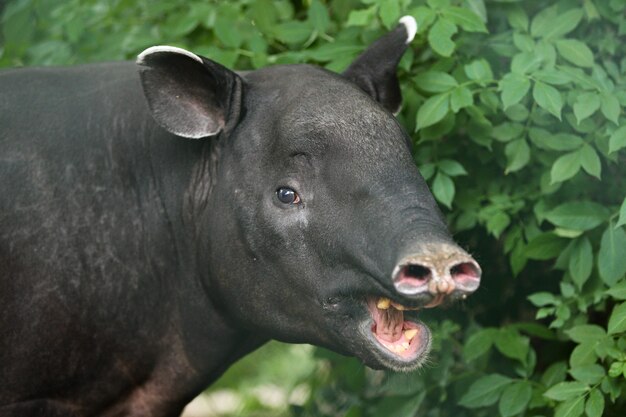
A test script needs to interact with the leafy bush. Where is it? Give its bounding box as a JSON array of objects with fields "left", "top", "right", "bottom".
[{"left": 2, "top": 0, "right": 626, "bottom": 416}]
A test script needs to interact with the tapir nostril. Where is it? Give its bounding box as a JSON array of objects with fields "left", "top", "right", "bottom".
[
  {"left": 393, "top": 263, "right": 432, "bottom": 295},
  {"left": 450, "top": 261, "right": 481, "bottom": 292}
]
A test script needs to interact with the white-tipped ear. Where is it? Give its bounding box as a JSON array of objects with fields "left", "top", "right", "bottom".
[
  {"left": 137, "top": 45, "right": 203, "bottom": 65},
  {"left": 399, "top": 16, "right": 417, "bottom": 44}
]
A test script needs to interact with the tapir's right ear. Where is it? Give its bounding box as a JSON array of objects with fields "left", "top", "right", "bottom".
[{"left": 137, "top": 46, "right": 243, "bottom": 139}]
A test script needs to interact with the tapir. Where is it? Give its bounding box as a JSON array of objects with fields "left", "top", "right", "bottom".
[{"left": 0, "top": 16, "right": 481, "bottom": 416}]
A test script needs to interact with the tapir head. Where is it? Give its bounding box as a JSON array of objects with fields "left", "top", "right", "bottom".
[{"left": 137, "top": 16, "right": 481, "bottom": 372}]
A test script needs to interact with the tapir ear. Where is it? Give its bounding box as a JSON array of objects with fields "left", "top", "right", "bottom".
[
  {"left": 342, "top": 16, "right": 417, "bottom": 114},
  {"left": 137, "top": 46, "right": 243, "bottom": 139}
]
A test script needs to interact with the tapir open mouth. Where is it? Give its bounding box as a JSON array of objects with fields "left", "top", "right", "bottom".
[{"left": 360, "top": 296, "right": 431, "bottom": 370}]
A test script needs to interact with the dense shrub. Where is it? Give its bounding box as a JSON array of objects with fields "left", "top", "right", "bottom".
[{"left": 2, "top": 0, "right": 625, "bottom": 416}]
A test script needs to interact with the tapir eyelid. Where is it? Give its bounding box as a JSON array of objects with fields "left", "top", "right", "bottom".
[{"left": 276, "top": 187, "right": 301, "bottom": 205}]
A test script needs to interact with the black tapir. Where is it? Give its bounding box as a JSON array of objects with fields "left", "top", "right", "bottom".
[{"left": 0, "top": 16, "right": 481, "bottom": 417}]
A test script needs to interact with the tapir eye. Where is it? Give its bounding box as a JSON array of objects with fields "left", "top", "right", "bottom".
[{"left": 276, "top": 187, "right": 301, "bottom": 205}]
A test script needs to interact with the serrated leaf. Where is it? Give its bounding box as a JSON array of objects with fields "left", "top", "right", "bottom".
[
  {"left": 464, "top": 328, "right": 496, "bottom": 361},
  {"left": 544, "top": 381, "right": 589, "bottom": 401},
  {"left": 308, "top": 0, "right": 330, "bottom": 32},
  {"left": 551, "top": 151, "right": 581, "bottom": 184},
  {"left": 498, "top": 381, "right": 532, "bottom": 417},
  {"left": 500, "top": 73, "right": 531, "bottom": 109},
  {"left": 432, "top": 172, "right": 454, "bottom": 209},
  {"left": 531, "top": 8, "right": 583, "bottom": 39},
  {"left": 459, "top": 374, "right": 513, "bottom": 408},
  {"left": 450, "top": 86, "right": 474, "bottom": 112},
  {"left": 525, "top": 233, "right": 568, "bottom": 260},
  {"left": 568, "top": 237, "right": 593, "bottom": 288},
  {"left": 579, "top": 144, "right": 601, "bottom": 179},
  {"left": 441, "top": 6, "right": 487, "bottom": 33},
  {"left": 533, "top": 81, "right": 563, "bottom": 120},
  {"left": 555, "top": 396, "right": 585, "bottom": 417},
  {"left": 505, "top": 138, "right": 530, "bottom": 173},
  {"left": 528, "top": 292, "right": 556, "bottom": 307},
  {"left": 609, "top": 126, "right": 626, "bottom": 154},
  {"left": 585, "top": 389, "right": 605, "bottom": 417},
  {"left": 414, "top": 71, "right": 459, "bottom": 93},
  {"left": 607, "top": 302, "right": 626, "bottom": 335},
  {"left": 378, "top": 0, "right": 400, "bottom": 29},
  {"left": 545, "top": 201, "right": 608, "bottom": 231},
  {"left": 616, "top": 197, "right": 626, "bottom": 228},
  {"left": 346, "top": 6, "right": 377, "bottom": 26},
  {"left": 565, "top": 324, "right": 606, "bottom": 344},
  {"left": 598, "top": 225, "right": 626, "bottom": 286},
  {"left": 606, "top": 281, "right": 626, "bottom": 300},
  {"left": 464, "top": 59, "right": 493, "bottom": 82},
  {"left": 495, "top": 328, "right": 529, "bottom": 363},
  {"left": 555, "top": 39, "right": 594, "bottom": 68},
  {"left": 437, "top": 159, "right": 467, "bottom": 176},
  {"left": 601, "top": 93, "right": 620, "bottom": 125},
  {"left": 573, "top": 92, "right": 600, "bottom": 124},
  {"left": 428, "top": 18, "right": 457, "bottom": 57},
  {"left": 569, "top": 364, "right": 605, "bottom": 384},
  {"left": 417, "top": 93, "right": 450, "bottom": 130}
]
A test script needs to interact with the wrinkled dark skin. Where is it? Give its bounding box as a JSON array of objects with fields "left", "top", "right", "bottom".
[{"left": 0, "top": 20, "right": 477, "bottom": 417}]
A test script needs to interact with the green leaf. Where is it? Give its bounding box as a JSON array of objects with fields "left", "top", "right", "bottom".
[
  {"left": 531, "top": 7, "right": 583, "bottom": 39},
  {"left": 542, "top": 362, "right": 568, "bottom": 386},
  {"left": 437, "top": 159, "right": 467, "bottom": 176},
  {"left": 432, "top": 172, "right": 454, "bottom": 209},
  {"left": 573, "top": 92, "right": 600, "bottom": 124},
  {"left": 346, "top": 6, "right": 377, "bottom": 26},
  {"left": 616, "top": 197, "right": 626, "bottom": 228},
  {"left": 487, "top": 211, "right": 511, "bottom": 238},
  {"left": 568, "top": 237, "right": 593, "bottom": 288},
  {"left": 555, "top": 396, "right": 585, "bottom": 417},
  {"left": 585, "top": 389, "right": 605, "bottom": 417},
  {"left": 555, "top": 39, "right": 594, "bottom": 68},
  {"left": 598, "top": 225, "right": 626, "bottom": 286},
  {"left": 414, "top": 71, "right": 458, "bottom": 93},
  {"left": 525, "top": 233, "right": 568, "bottom": 260},
  {"left": 272, "top": 21, "right": 313, "bottom": 44},
  {"left": 607, "top": 302, "right": 626, "bottom": 335},
  {"left": 550, "top": 151, "right": 581, "bottom": 184},
  {"left": 498, "top": 381, "right": 532, "bottom": 417},
  {"left": 579, "top": 144, "right": 601, "bottom": 179},
  {"left": 378, "top": 0, "right": 400, "bottom": 29},
  {"left": 464, "top": 59, "right": 493, "bottom": 83},
  {"left": 569, "top": 364, "right": 605, "bottom": 384},
  {"left": 459, "top": 374, "right": 513, "bottom": 408},
  {"left": 601, "top": 93, "right": 620, "bottom": 125},
  {"left": 450, "top": 86, "right": 473, "bottom": 112},
  {"left": 533, "top": 68, "right": 572, "bottom": 85},
  {"left": 544, "top": 381, "right": 589, "bottom": 401},
  {"left": 606, "top": 281, "right": 626, "bottom": 300},
  {"left": 441, "top": 6, "right": 487, "bottom": 33},
  {"left": 533, "top": 81, "right": 563, "bottom": 120},
  {"left": 608, "top": 126, "right": 626, "bottom": 154},
  {"left": 308, "top": 0, "right": 330, "bottom": 32},
  {"left": 565, "top": 325, "right": 606, "bottom": 344},
  {"left": 504, "top": 138, "right": 530, "bottom": 173},
  {"left": 528, "top": 292, "right": 556, "bottom": 307},
  {"left": 428, "top": 18, "right": 457, "bottom": 57},
  {"left": 570, "top": 342, "right": 598, "bottom": 367},
  {"left": 495, "top": 328, "right": 529, "bottom": 363},
  {"left": 500, "top": 73, "right": 531, "bottom": 109},
  {"left": 545, "top": 201, "right": 608, "bottom": 231},
  {"left": 511, "top": 52, "right": 542, "bottom": 75},
  {"left": 417, "top": 93, "right": 450, "bottom": 130},
  {"left": 464, "top": 328, "right": 496, "bottom": 361}
]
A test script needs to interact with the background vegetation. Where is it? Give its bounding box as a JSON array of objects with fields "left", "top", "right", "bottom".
[{"left": 2, "top": 0, "right": 626, "bottom": 416}]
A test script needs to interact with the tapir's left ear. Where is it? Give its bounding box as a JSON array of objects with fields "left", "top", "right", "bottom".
[
  {"left": 137, "top": 46, "right": 243, "bottom": 139},
  {"left": 342, "top": 16, "right": 417, "bottom": 114}
]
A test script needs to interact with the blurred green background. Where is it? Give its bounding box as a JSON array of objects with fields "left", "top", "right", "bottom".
[{"left": 2, "top": 0, "right": 626, "bottom": 416}]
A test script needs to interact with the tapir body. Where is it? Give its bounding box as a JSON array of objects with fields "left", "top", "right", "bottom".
[{"left": 0, "top": 18, "right": 481, "bottom": 416}]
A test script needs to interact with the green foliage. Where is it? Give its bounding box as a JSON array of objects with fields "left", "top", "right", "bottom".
[{"left": 3, "top": 0, "right": 626, "bottom": 416}]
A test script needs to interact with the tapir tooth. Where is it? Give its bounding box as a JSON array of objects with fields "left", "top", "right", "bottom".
[
  {"left": 404, "top": 329, "right": 418, "bottom": 340},
  {"left": 377, "top": 297, "right": 391, "bottom": 309},
  {"left": 390, "top": 301, "right": 406, "bottom": 310}
]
